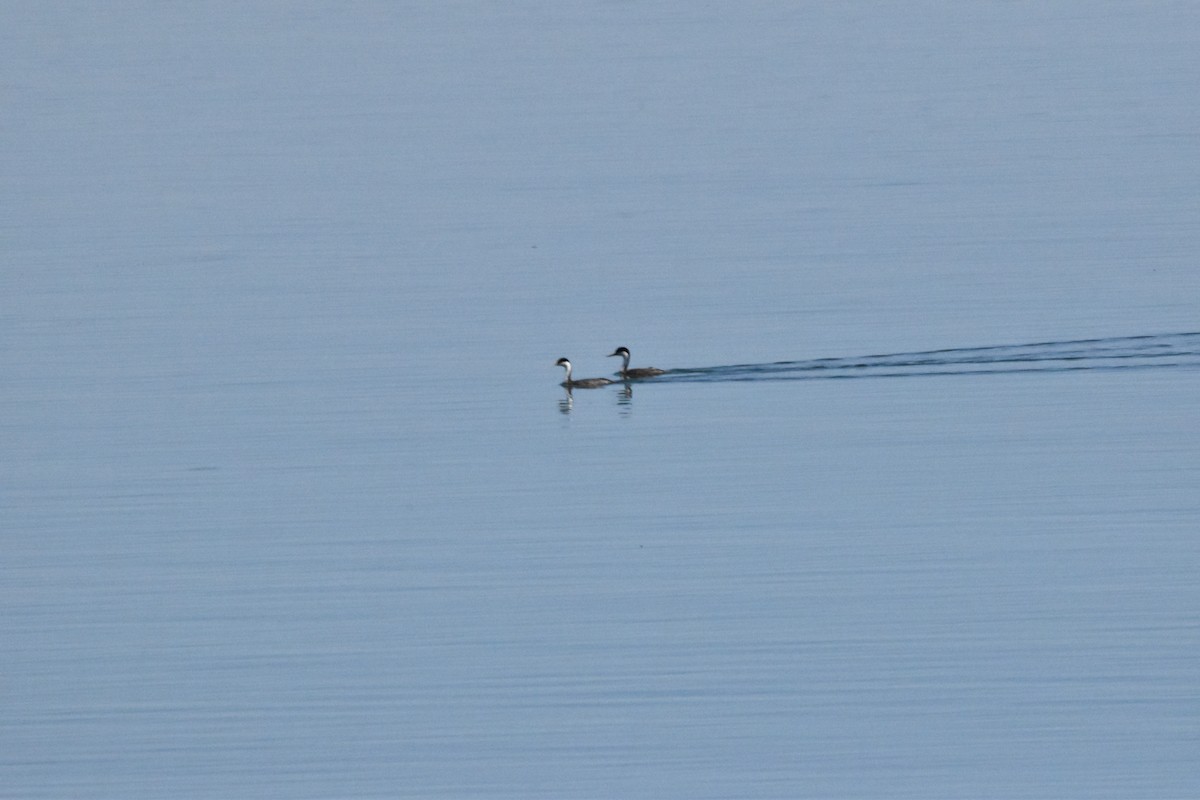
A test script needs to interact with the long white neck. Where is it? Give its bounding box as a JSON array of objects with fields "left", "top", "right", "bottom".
[
  {"left": 620, "top": 351, "right": 631, "bottom": 373},
  {"left": 560, "top": 361, "right": 573, "bottom": 382}
]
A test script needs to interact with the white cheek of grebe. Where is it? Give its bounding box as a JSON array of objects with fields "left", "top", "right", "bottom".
[
  {"left": 556, "top": 357, "right": 614, "bottom": 389},
  {"left": 607, "top": 346, "right": 667, "bottom": 379}
]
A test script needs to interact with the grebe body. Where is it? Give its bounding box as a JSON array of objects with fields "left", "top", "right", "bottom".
[
  {"left": 556, "top": 358, "right": 614, "bottom": 389},
  {"left": 607, "top": 346, "right": 666, "bottom": 379}
]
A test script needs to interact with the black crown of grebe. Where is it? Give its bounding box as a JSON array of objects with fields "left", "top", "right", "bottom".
[
  {"left": 607, "top": 346, "right": 667, "bottom": 379},
  {"left": 555, "top": 357, "right": 613, "bottom": 389}
]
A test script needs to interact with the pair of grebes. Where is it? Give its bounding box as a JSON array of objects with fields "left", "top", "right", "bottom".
[{"left": 556, "top": 347, "right": 666, "bottom": 388}]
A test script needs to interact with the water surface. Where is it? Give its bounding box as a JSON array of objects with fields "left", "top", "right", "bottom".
[{"left": 3, "top": 3, "right": 1199, "bottom": 798}]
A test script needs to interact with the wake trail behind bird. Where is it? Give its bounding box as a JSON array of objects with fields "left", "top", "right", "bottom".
[{"left": 653, "top": 332, "right": 1200, "bottom": 383}]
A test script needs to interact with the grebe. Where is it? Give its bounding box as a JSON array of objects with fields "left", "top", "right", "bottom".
[
  {"left": 607, "top": 346, "right": 666, "bottom": 379},
  {"left": 556, "top": 358, "right": 613, "bottom": 389}
]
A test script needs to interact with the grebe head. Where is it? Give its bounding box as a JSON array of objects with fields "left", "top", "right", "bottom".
[
  {"left": 607, "top": 347, "right": 630, "bottom": 359},
  {"left": 555, "top": 357, "right": 572, "bottom": 377}
]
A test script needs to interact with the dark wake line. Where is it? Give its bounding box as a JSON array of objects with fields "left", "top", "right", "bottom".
[{"left": 651, "top": 332, "right": 1200, "bottom": 384}]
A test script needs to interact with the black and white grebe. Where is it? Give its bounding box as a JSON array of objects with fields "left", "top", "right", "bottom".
[
  {"left": 556, "top": 358, "right": 614, "bottom": 389},
  {"left": 607, "top": 346, "right": 666, "bottom": 379}
]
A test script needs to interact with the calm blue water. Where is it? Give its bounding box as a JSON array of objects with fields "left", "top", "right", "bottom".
[{"left": 3, "top": 3, "right": 1199, "bottom": 798}]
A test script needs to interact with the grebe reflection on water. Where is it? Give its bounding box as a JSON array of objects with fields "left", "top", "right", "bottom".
[
  {"left": 607, "top": 346, "right": 666, "bottom": 379},
  {"left": 556, "top": 358, "right": 614, "bottom": 389}
]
